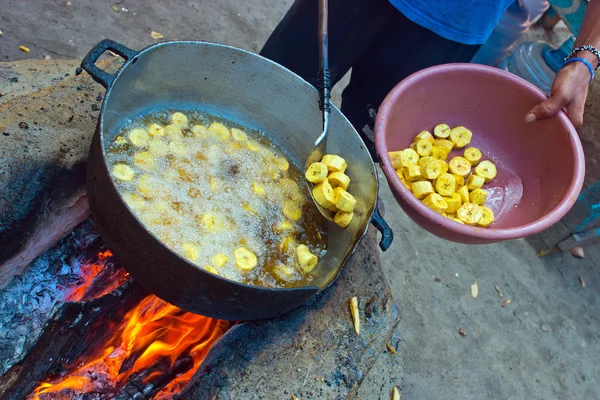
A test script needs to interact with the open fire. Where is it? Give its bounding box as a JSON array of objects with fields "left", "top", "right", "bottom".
[{"left": 3, "top": 230, "right": 233, "bottom": 400}]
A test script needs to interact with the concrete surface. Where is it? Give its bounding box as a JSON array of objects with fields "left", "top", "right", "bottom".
[{"left": 2, "top": 1, "right": 600, "bottom": 399}]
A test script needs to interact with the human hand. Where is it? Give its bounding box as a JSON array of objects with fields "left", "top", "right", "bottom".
[{"left": 525, "top": 59, "right": 592, "bottom": 128}]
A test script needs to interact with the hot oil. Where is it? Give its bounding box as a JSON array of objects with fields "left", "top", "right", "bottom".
[{"left": 105, "top": 109, "right": 328, "bottom": 289}]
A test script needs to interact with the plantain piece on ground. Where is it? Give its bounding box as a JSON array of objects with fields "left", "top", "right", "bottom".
[
  {"left": 321, "top": 154, "right": 347, "bottom": 173},
  {"left": 296, "top": 244, "right": 318, "bottom": 273},
  {"left": 403, "top": 164, "right": 422, "bottom": 182},
  {"left": 334, "top": 210, "right": 354, "bottom": 228},
  {"left": 469, "top": 188, "right": 488, "bottom": 205},
  {"left": 423, "top": 193, "right": 448, "bottom": 214},
  {"left": 235, "top": 247, "right": 258, "bottom": 271},
  {"left": 112, "top": 164, "right": 135, "bottom": 181},
  {"left": 434, "top": 123, "right": 451, "bottom": 138},
  {"left": 464, "top": 147, "right": 482, "bottom": 165},
  {"left": 328, "top": 171, "right": 351, "bottom": 189},
  {"left": 448, "top": 156, "right": 472, "bottom": 177},
  {"left": 411, "top": 181, "right": 434, "bottom": 199},
  {"left": 305, "top": 162, "right": 329, "bottom": 183},
  {"left": 457, "top": 202, "right": 483, "bottom": 225},
  {"left": 415, "top": 139, "right": 433, "bottom": 157},
  {"left": 435, "top": 173, "right": 456, "bottom": 196},
  {"left": 466, "top": 174, "right": 485, "bottom": 190},
  {"left": 474, "top": 160, "right": 497, "bottom": 182},
  {"left": 478, "top": 206, "right": 495, "bottom": 227},
  {"left": 349, "top": 296, "right": 360, "bottom": 335},
  {"left": 312, "top": 178, "right": 336, "bottom": 208},
  {"left": 449, "top": 126, "right": 472, "bottom": 148},
  {"left": 415, "top": 130, "right": 435, "bottom": 143}
]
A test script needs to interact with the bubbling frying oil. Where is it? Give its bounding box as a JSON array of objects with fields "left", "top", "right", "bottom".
[{"left": 105, "top": 110, "right": 327, "bottom": 288}]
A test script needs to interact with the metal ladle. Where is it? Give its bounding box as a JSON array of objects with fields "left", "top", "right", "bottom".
[{"left": 305, "top": 0, "right": 334, "bottom": 221}]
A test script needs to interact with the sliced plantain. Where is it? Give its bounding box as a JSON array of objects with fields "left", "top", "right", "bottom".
[
  {"left": 421, "top": 158, "right": 443, "bottom": 180},
  {"left": 305, "top": 162, "right": 329, "bottom": 183},
  {"left": 449, "top": 126, "right": 472, "bottom": 148},
  {"left": 334, "top": 187, "right": 357, "bottom": 212},
  {"left": 448, "top": 156, "right": 472, "bottom": 177},
  {"left": 411, "top": 181, "right": 434, "bottom": 199},
  {"left": 464, "top": 147, "right": 482, "bottom": 166},
  {"left": 328, "top": 171, "right": 351, "bottom": 190},
  {"left": 171, "top": 112, "right": 189, "bottom": 128},
  {"left": 474, "top": 160, "right": 497, "bottom": 182},
  {"left": 209, "top": 122, "right": 231, "bottom": 140},
  {"left": 231, "top": 127, "right": 248, "bottom": 141},
  {"left": 423, "top": 193, "right": 448, "bottom": 214},
  {"left": 133, "top": 151, "right": 155, "bottom": 171},
  {"left": 478, "top": 206, "right": 495, "bottom": 227},
  {"left": 466, "top": 174, "right": 485, "bottom": 190},
  {"left": 433, "top": 138, "right": 454, "bottom": 153},
  {"left": 430, "top": 146, "right": 450, "bottom": 161},
  {"left": 165, "top": 124, "right": 184, "bottom": 139},
  {"left": 192, "top": 124, "right": 210, "bottom": 136},
  {"left": 397, "top": 170, "right": 412, "bottom": 189},
  {"left": 469, "top": 188, "right": 488, "bottom": 205},
  {"left": 452, "top": 174, "right": 465, "bottom": 190},
  {"left": 434, "top": 123, "right": 451, "bottom": 138},
  {"left": 182, "top": 242, "right": 200, "bottom": 262},
  {"left": 415, "top": 140, "right": 433, "bottom": 157},
  {"left": 435, "top": 173, "right": 456, "bottom": 196},
  {"left": 321, "top": 154, "right": 347, "bottom": 173},
  {"left": 235, "top": 247, "right": 258, "bottom": 271},
  {"left": 283, "top": 199, "right": 302, "bottom": 221},
  {"left": 457, "top": 185, "right": 470, "bottom": 203},
  {"left": 112, "top": 164, "right": 135, "bottom": 181},
  {"left": 457, "top": 202, "right": 483, "bottom": 225},
  {"left": 213, "top": 253, "right": 229, "bottom": 268},
  {"left": 296, "top": 244, "right": 318, "bottom": 273},
  {"left": 403, "top": 164, "right": 423, "bottom": 182},
  {"left": 148, "top": 123, "right": 165, "bottom": 137},
  {"left": 334, "top": 210, "right": 354, "bottom": 228},
  {"left": 129, "top": 128, "right": 149, "bottom": 147},
  {"left": 414, "top": 130, "right": 435, "bottom": 143},
  {"left": 312, "top": 178, "right": 336, "bottom": 208},
  {"left": 148, "top": 138, "right": 169, "bottom": 156},
  {"left": 444, "top": 193, "right": 462, "bottom": 214}
]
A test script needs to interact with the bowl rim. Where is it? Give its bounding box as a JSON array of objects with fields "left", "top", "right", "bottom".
[{"left": 375, "top": 63, "right": 585, "bottom": 242}]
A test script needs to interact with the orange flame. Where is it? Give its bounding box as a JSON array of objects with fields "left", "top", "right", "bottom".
[
  {"left": 32, "top": 286, "right": 232, "bottom": 399},
  {"left": 65, "top": 250, "right": 126, "bottom": 302}
]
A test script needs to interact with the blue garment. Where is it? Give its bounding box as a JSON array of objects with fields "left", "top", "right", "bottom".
[{"left": 388, "top": 0, "right": 515, "bottom": 45}]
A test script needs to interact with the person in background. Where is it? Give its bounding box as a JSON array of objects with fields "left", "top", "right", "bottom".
[{"left": 260, "top": 0, "right": 600, "bottom": 132}]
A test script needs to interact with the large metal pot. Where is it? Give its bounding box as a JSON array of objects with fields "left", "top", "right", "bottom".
[{"left": 82, "top": 39, "right": 392, "bottom": 320}]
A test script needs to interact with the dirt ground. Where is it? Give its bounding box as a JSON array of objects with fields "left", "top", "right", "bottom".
[{"left": 2, "top": 1, "right": 600, "bottom": 399}]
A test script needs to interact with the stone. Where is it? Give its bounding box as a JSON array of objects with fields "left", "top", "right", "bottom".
[
  {"left": 0, "top": 58, "right": 119, "bottom": 288},
  {"left": 180, "top": 228, "right": 400, "bottom": 399}
]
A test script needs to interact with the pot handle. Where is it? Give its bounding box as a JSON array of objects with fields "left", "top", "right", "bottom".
[
  {"left": 81, "top": 39, "right": 138, "bottom": 88},
  {"left": 371, "top": 204, "right": 393, "bottom": 251}
]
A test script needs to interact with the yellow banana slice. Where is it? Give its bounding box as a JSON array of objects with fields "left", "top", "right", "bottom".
[
  {"left": 334, "top": 187, "right": 357, "bottom": 212},
  {"left": 209, "top": 122, "right": 230, "bottom": 140},
  {"left": 466, "top": 174, "right": 485, "bottom": 190},
  {"left": 171, "top": 112, "right": 189, "bottom": 128},
  {"left": 115, "top": 136, "right": 127, "bottom": 145},
  {"left": 403, "top": 165, "right": 423, "bottom": 182},
  {"left": 328, "top": 171, "right": 351, "bottom": 190},
  {"left": 334, "top": 210, "right": 354, "bottom": 228},
  {"left": 478, "top": 206, "right": 495, "bottom": 227},
  {"left": 312, "top": 178, "right": 336, "bottom": 208},
  {"left": 411, "top": 181, "right": 434, "bottom": 199},
  {"left": 433, "top": 138, "right": 454, "bottom": 153},
  {"left": 203, "top": 265, "right": 219, "bottom": 275},
  {"left": 129, "top": 128, "right": 149, "bottom": 147},
  {"left": 148, "top": 138, "right": 169, "bottom": 156},
  {"left": 274, "top": 220, "right": 293, "bottom": 232},
  {"left": 389, "top": 151, "right": 404, "bottom": 169},
  {"left": 133, "top": 151, "right": 155, "bottom": 171},
  {"left": 122, "top": 192, "right": 146, "bottom": 210},
  {"left": 397, "top": 170, "right": 412, "bottom": 189},
  {"left": 423, "top": 193, "right": 448, "bottom": 214},
  {"left": 182, "top": 242, "right": 200, "bottom": 262},
  {"left": 469, "top": 188, "right": 488, "bottom": 205},
  {"left": 421, "top": 158, "right": 442, "bottom": 180},
  {"left": 296, "top": 244, "right": 318, "bottom": 273},
  {"left": 201, "top": 213, "right": 216, "bottom": 229},
  {"left": 112, "top": 164, "right": 134, "bottom": 181},
  {"left": 137, "top": 174, "right": 157, "bottom": 198},
  {"left": 165, "top": 124, "right": 183, "bottom": 139},
  {"left": 321, "top": 154, "right": 347, "bottom": 173},
  {"left": 419, "top": 156, "right": 433, "bottom": 169},
  {"left": 192, "top": 124, "right": 210, "bottom": 136},
  {"left": 283, "top": 199, "right": 302, "bottom": 221},
  {"left": 448, "top": 156, "right": 472, "bottom": 177},
  {"left": 444, "top": 193, "right": 462, "bottom": 214},
  {"left": 414, "top": 130, "right": 435, "bottom": 143},
  {"left": 415, "top": 140, "right": 433, "bottom": 157},
  {"left": 274, "top": 156, "right": 289, "bottom": 171},
  {"left": 328, "top": 204, "right": 339, "bottom": 213},
  {"left": 435, "top": 173, "right": 456, "bottom": 196},
  {"left": 168, "top": 141, "right": 186, "bottom": 156},
  {"left": 397, "top": 149, "right": 420, "bottom": 168},
  {"left": 457, "top": 203, "right": 483, "bottom": 225},
  {"left": 273, "top": 263, "right": 296, "bottom": 280},
  {"left": 457, "top": 185, "right": 470, "bottom": 203},
  {"left": 474, "top": 160, "right": 497, "bottom": 182},
  {"left": 430, "top": 146, "right": 449, "bottom": 161},
  {"left": 464, "top": 147, "right": 482, "bottom": 166},
  {"left": 434, "top": 123, "right": 451, "bottom": 138},
  {"left": 452, "top": 218, "right": 465, "bottom": 224},
  {"left": 148, "top": 123, "right": 165, "bottom": 137},
  {"left": 251, "top": 182, "right": 265, "bottom": 195},
  {"left": 213, "top": 253, "right": 228, "bottom": 268},
  {"left": 305, "top": 162, "right": 329, "bottom": 183},
  {"left": 231, "top": 128, "right": 248, "bottom": 141},
  {"left": 452, "top": 174, "right": 465, "bottom": 190},
  {"left": 449, "top": 126, "right": 472, "bottom": 148},
  {"left": 235, "top": 247, "right": 258, "bottom": 271}
]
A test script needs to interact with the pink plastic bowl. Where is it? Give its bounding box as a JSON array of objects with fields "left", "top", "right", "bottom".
[{"left": 375, "top": 64, "right": 585, "bottom": 244}]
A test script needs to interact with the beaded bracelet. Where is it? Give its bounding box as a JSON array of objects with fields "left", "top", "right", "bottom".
[
  {"left": 562, "top": 57, "right": 594, "bottom": 83},
  {"left": 565, "top": 45, "right": 600, "bottom": 70}
]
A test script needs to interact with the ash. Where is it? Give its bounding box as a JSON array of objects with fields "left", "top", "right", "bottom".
[{"left": 0, "top": 219, "right": 103, "bottom": 375}]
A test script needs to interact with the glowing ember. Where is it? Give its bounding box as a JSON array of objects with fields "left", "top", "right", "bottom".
[
  {"left": 30, "top": 295, "right": 233, "bottom": 399},
  {"left": 65, "top": 250, "right": 128, "bottom": 302}
]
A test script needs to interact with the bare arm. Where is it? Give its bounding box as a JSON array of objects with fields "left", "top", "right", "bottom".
[{"left": 526, "top": 0, "right": 600, "bottom": 128}]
